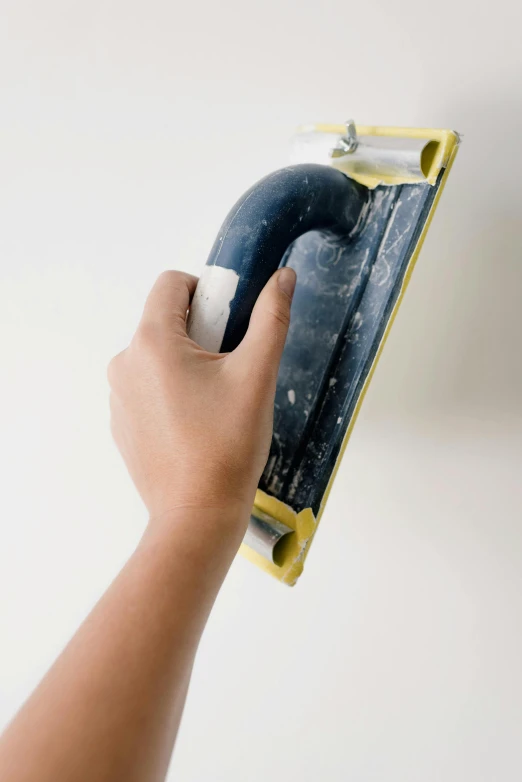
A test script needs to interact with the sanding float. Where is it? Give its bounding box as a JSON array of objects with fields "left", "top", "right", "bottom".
[{"left": 188, "top": 122, "right": 460, "bottom": 585}]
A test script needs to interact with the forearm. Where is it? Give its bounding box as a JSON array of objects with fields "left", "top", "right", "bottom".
[
  {"left": 0, "top": 267, "right": 295, "bottom": 780},
  {"left": 0, "top": 505, "right": 248, "bottom": 782}
]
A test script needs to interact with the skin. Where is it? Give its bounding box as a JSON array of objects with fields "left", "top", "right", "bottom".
[{"left": 0, "top": 266, "right": 297, "bottom": 782}]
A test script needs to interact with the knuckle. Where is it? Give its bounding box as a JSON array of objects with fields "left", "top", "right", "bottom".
[
  {"left": 133, "top": 321, "right": 161, "bottom": 351},
  {"left": 131, "top": 322, "right": 175, "bottom": 372},
  {"left": 157, "top": 269, "right": 176, "bottom": 284},
  {"left": 156, "top": 269, "right": 184, "bottom": 289},
  {"left": 268, "top": 304, "right": 291, "bottom": 329},
  {"left": 107, "top": 352, "right": 123, "bottom": 386}
]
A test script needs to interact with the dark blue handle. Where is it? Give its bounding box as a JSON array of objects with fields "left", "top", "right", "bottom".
[{"left": 188, "top": 164, "right": 367, "bottom": 353}]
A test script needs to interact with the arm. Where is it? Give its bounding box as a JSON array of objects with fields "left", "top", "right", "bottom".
[{"left": 0, "top": 266, "right": 296, "bottom": 782}]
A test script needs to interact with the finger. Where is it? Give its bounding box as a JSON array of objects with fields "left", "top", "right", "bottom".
[
  {"left": 232, "top": 267, "right": 296, "bottom": 381},
  {"left": 140, "top": 271, "right": 199, "bottom": 333}
]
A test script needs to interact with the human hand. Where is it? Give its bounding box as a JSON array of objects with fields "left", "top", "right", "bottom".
[{"left": 108, "top": 267, "right": 296, "bottom": 531}]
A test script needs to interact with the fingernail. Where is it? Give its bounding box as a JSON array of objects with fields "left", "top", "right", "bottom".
[{"left": 278, "top": 267, "right": 296, "bottom": 298}]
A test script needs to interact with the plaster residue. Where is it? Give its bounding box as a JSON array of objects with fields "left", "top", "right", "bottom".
[{"left": 187, "top": 264, "right": 239, "bottom": 352}]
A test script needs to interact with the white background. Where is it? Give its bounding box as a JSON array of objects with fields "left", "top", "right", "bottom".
[{"left": 1, "top": 1, "right": 522, "bottom": 780}]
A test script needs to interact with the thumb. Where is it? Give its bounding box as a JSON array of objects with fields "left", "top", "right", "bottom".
[{"left": 234, "top": 266, "right": 296, "bottom": 377}]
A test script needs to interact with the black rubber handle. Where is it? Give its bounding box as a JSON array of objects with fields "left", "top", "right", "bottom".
[{"left": 188, "top": 163, "right": 367, "bottom": 353}]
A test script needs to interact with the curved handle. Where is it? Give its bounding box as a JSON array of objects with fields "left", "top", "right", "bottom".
[{"left": 187, "top": 163, "right": 367, "bottom": 353}]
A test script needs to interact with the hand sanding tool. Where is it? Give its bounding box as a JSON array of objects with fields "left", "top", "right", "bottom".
[{"left": 187, "top": 121, "right": 460, "bottom": 585}]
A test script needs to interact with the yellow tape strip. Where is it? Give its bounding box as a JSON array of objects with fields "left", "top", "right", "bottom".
[{"left": 299, "top": 123, "right": 459, "bottom": 188}]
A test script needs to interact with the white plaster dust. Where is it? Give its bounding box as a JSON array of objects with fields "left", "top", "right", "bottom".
[{"left": 187, "top": 265, "right": 239, "bottom": 352}]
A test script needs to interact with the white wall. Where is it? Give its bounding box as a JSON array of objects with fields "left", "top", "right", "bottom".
[{"left": 1, "top": 1, "right": 521, "bottom": 779}]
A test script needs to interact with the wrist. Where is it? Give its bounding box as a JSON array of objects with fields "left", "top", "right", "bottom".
[
  {"left": 142, "top": 499, "right": 251, "bottom": 548},
  {"left": 136, "top": 502, "right": 250, "bottom": 597}
]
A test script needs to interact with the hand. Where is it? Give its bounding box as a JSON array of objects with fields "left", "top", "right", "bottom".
[{"left": 108, "top": 267, "right": 296, "bottom": 530}]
